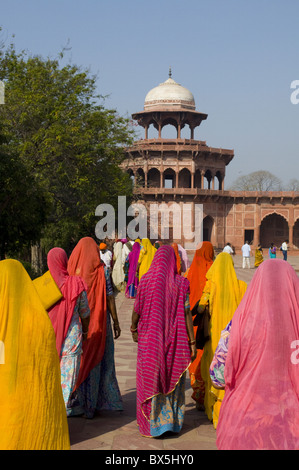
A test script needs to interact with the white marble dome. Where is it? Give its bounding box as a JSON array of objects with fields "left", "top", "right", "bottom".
[{"left": 144, "top": 75, "right": 196, "bottom": 111}]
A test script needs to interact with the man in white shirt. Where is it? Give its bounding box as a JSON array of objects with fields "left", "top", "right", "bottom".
[
  {"left": 241, "top": 241, "right": 251, "bottom": 269},
  {"left": 223, "top": 243, "right": 234, "bottom": 255},
  {"left": 99, "top": 242, "right": 113, "bottom": 272},
  {"left": 281, "top": 239, "right": 288, "bottom": 261}
]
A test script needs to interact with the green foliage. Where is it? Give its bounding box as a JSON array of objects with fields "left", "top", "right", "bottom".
[{"left": 0, "top": 36, "right": 134, "bottom": 258}]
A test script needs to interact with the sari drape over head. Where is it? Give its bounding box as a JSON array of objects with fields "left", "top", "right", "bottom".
[
  {"left": 138, "top": 238, "right": 157, "bottom": 280},
  {"left": 0, "top": 259, "right": 70, "bottom": 450},
  {"left": 67, "top": 237, "right": 107, "bottom": 389},
  {"left": 171, "top": 243, "right": 182, "bottom": 275},
  {"left": 217, "top": 259, "right": 299, "bottom": 450},
  {"left": 134, "top": 245, "right": 191, "bottom": 430},
  {"left": 187, "top": 242, "right": 214, "bottom": 403},
  {"left": 125, "top": 241, "right": 140, "bottom": 298},
  {"left": 47, "top": 247, "right": 88, "bottom": 357},
  {"left": 200, "top": 252, "right": 247, "bottom": 428},
  {"left": 187, "top": 241, "right": 214, "bottom": 310}
]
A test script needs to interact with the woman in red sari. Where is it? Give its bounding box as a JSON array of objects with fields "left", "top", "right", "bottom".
[
  {"left": 67, "top": 237, "right": 122, "bottom": 418},
  {"left": 187, "top": 242, "right": 214, "bottom": 409}
]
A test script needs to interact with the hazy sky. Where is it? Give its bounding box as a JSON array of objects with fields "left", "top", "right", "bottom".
[{"left": 1, "top": 0, "right": 298, "bottom": 187}]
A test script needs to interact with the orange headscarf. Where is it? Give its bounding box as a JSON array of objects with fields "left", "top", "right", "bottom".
[
  {"left": 171, "top": 243, "right": 181, "bottom": 275},
  {"left": 68, "top": 237, "right": 107, "bottom": 388},
  {"left": 187, "top": 242, "right": 214, "bottom": 403},
  {"left": 187, "top": 241, "right": 214, "bottom": 310}
]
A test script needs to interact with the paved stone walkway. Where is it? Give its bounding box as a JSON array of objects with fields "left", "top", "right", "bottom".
[{"left": 68, "top": 254, "right": 299, "bottom": 451}]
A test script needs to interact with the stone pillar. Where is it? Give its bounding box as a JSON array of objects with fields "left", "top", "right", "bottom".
[
  {"left": 201, "top": 170, "right": 205, "bottom": 189},
  {"left": 289, "top": 224, "right": 294, "bottom": 248}
]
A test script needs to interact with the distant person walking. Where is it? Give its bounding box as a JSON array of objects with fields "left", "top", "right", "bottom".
[
  {"left": 241, "top": 241, "right": 251, "bottom": 269},
  {"left": 254, "top": 244, "right": 264, "bottom": 267},
  {"left": 280, "top": 239, "right": 289, "bottom": 261},
  {"left": 269, "top": 243, "right": 277, "bottom": 259}
]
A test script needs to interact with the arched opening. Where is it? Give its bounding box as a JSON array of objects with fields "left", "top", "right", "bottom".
[
  {"left": 203, "top": 215, "right": 214, "bottom": 242},
  {"left": 178, "top": 168, "right": 191, "bottom": 188},
  {"left": 136, "top": 168, "right": 145, "bottom": 187},
  {"left": 204, "top": 169, "right": 212, "bottom": 189},
  {"left": 126, "top": 168, "right": 135, "bottom": 186},
  {"left": 260, "top": 213, "right": 289, "bottom": 248},
  {"left": 161, "top": 120, "right": 178, "bottom": 139},
  {"left": 293, "top": 219, "right": 299, "bottom": 249},
  {"left": 163, "top": 168, "right": 176, "bottom": 189},
  {"left": 147, "top": 168, "right": 160, "bottom": 188}
]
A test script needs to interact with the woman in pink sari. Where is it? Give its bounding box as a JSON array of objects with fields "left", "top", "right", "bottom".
[
  {"left": 214, "top": 259, "right": 299, "bottom": 450},
  {"left": 47, "top": 247, "right": 90, "bottom": 415},
  {"left": 131, "top": 245, "right": 197, "bottom": 437},
  {"left": 125, "top": 241, "right": 140, "bottom": 298}
]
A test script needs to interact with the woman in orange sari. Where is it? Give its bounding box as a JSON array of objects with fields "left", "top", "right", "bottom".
[
  {"left": 67, "top": 237, "right": 123, "bottom": 418},
  {"left": 187, "top": 242, "right": 214, "bottom": 409},
  {"left": 171, "top": 243, "right": 182, "bottom": 275}
]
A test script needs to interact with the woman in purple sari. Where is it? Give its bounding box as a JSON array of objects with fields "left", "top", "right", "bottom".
[{"left": 125, "top": 241, "right": 141, "bottom": 298}]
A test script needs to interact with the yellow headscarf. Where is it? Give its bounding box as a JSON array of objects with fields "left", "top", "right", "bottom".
[
  {"left": 138, "top": 238, "right": 157, "bottom": 280},
  {"left": 199, "top": 252, "right": 247, "bottom": 428},
  {"left": 0, "top": 259, "right": 70, "bottom": 450}
]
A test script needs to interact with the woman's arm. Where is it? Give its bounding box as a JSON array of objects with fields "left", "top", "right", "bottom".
[
  {"left": 184, "top": 306, "right": 197, "bottom": 361},
  {"left": 107, "top": 294, "right": 121, "bottom": 339},
  {"left": 131, "top": 308, "right": 139, "bottom": 343},
  {"left": 78, "top": 291, "right": 90, "bottom": 342}
]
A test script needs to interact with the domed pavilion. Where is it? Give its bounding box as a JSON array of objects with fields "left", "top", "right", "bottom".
[{"left": 121, "top": 71, "right": 299, "bottom": 251}]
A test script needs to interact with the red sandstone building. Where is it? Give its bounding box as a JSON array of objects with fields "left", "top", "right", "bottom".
[{"left": 121, "top": 72, "right": 299, "bottom": 252}]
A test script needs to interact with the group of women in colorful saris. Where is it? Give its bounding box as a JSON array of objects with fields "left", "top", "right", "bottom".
[
  {"left": 0, "top": 236, "right": 123, "bottom": 450},
  {"left": 2, "top": 234, "right": 299, "bottom": 450},
  {"left": 131, "top": 240, "right": 299, "bottom": 450},
  {"left": 110, "top": 237, "right": 189, "bottom": 299}
]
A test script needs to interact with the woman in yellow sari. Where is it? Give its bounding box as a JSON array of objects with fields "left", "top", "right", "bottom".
[
  {"left": 137, "top": 238, "right": 157, "bottom": 281},
  {"left": 254, "top": 244, "right": 264, "bottom": 267},
  {"left": 197, "top": 252, "right": 247, "bottom": 429},
  {"left": 0, "top": 259, "right": 70, "bottom": 450}
]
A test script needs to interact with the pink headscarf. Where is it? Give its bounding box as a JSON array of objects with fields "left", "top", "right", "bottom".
[
  {"left": 134, "top": 245, "right": 191, "bottom": 434},
  {"left": 216, "top": 259, "right": 299, "bottom": 450},
  {"left": 47, "top": 248, "right": 88, "bottom": 358}
]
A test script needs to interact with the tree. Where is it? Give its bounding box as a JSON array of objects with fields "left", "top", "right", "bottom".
[
  {"left": 0, "top": 38, "right": 134, "bottom": 260},
  {"left": 230, "top": 171, "right": 282, "bottom": 191},
  {"left": 0, "top": 125, "right": 48, "bottom": 259},
  {"left": 286, "top": 179, "right": 299, "bottom": 191}
]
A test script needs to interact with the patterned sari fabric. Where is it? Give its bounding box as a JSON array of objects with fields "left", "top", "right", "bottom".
[
  {"left": 68, "top": 237, "right": 107, "bottom": 389},
  {"left": 125, "top": 241, "right": 140, "bottom": 298},
  {"left": 216, "top": 260, "right": 299, "bottom": 450},
  {"left": 134, "top": 245, "right": 191, "bottom": 437},
  {"left": 60, "top": 291, "right": 90, "bottom": 415},
  {"left": 0, "top": 259, "right": 70, "bottom": 450},
  {"left": 199, "top": 252, "right": 247, "bottom": 429},
  {"left": 187, "top": 242, "right": 214, "bottom": 406}
]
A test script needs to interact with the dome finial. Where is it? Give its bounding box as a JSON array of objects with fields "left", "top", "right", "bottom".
[{"left": 169, "top": 66, "right": 172, "bottom": 78}]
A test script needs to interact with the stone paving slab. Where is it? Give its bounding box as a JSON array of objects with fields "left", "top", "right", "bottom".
[{"left": 68, "top": 255, "right": 299, "bottom": 451}]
